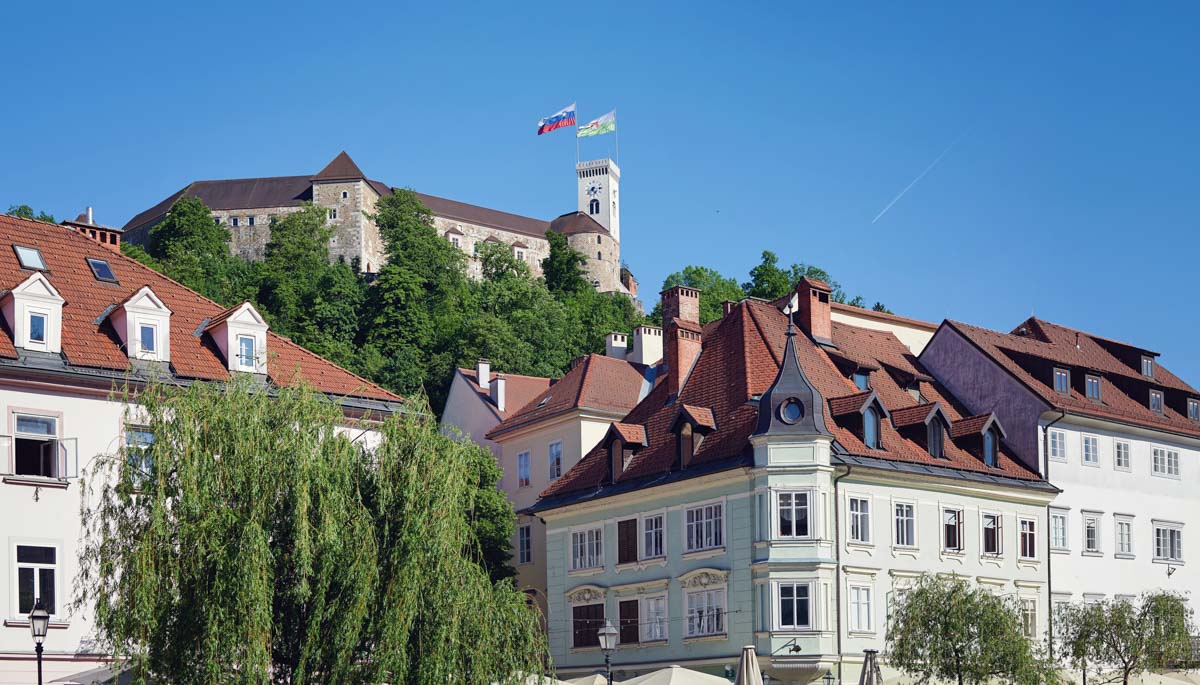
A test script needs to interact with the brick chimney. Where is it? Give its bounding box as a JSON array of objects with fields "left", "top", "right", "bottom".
[
  {"left": 794, "top": 278, "right": 833, "bottom": 346},
  {"left": 662, "top": 286, "right": 703, "bottom": 398}
]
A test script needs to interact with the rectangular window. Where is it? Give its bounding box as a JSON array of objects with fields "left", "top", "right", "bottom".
[
  {"left": 231, "top": 216, "right": 239, "bottom": 227},
  {"left": 572, "top": 603, "right": 603, "bottom": 647},
  {"left": 983, "top": 513, "right": 1003, "bottom": 555},
  {"left": 894, "top": 502, "right": 916, "bottom": 547},
  {"left": 330, "top": 208, "right": 338, "bottom": 220},
  {"left": 248, "top": 216, "right": 255, "bottom": 227},
  {"left": 450, "top": 236, "right": 460, "bottom": 248},
  {"left": 1082, "top": 435, "right": 1099, "bottom": 465},
  {"left": 1116, "top": 518, "right": 1133, "bottom": 556},
  {"left": 617, "top": 518, "right": 639, "bottom": 565},
  {"left": 518, "top": 524, "right": 532, "bottom": 565},
  {"left": 1020, "top": 519, "right": 1037, "bottom": 559},
  {"left": 28, "top": 312, "right": 47, "bottom": 344},
  {"left": 1049, "top": 429, "right": 1067, "bottom": 461},
  {"left": 15, "top": 545, "right": 57, "bottom": 615},
  {"left": 237, "top": 335, "right": 256, "bottom": 370},
  {"left": 1084, "top": 515, "right": 1101, "bottom": 553},
  {"left": 14, "top": 413, "right": 58, "bottom": 478},
  {"left": 1154, "top": 525, "right": 1182, "bottom": 562},
  {"left": 642, "top": 513, "right": 664, "bottom": 559},
  {"left": 686, "top": 587, "right": 726, "bottom": 637},
  {"left": 1053, "top": 368, "right": 1070, "bottom": 395},
  {"left": 1021, "top": 599, "right": 1037, "bottom": 639},
  {"left": 1142, "top": 356, "right": 1155, "bottom": 377},
  {"left": 850, "top": 585, "right": 874, "bottom": 632},
  {"left": 1051, "top": 511, "right": 1068, "bottom": 550},
  {"left": 685, "top": 503, "right": 723, "bottom": 552},
  {"left": 778, "top": 491, "right": 810, "bottom": 538},
  {"left": 1150, "top": 390, "right": 1164, "bottom": 415},
  {"left": 849, "top": 497, "right": 871, "bottom": 544},
  {"left": 619, "top": 599, "right": 639, "bottom": 644},
  {"left": 778, "top": 582, "right": 810, "bottom": 630},
  {"left": 642, "top": 594, "right": 668, "bottom": 642},
  {"left": 943, "top": 508, "right": 964, "bottom": 551},
  {"left": 139, "top": 323, "right": 157, "bottom": 354},
  {"left": 125, "top": 426, "right": 154, "bottom": 485},
  {"left": 548, "top": 442, "right": 563, "bottom": 480},
  {"left": 1085, "top": 375, "right": 1102, "bottom": 401},
  {"left": 13, "top": 245, "right": 47, "bottom": 270},
  {"left": 571, "top": 527, "right": 602, "bottom": 570},
  {"left": 1115, "top": 441, "right": 1131, "bottom": 471},
  {"left": 1190, "top": 399, "right": 1200, "bottom": 423},
  {"left": 1152, "top": 447, "right": 1180, "bottom": 478},
  {"left": 517, "top": 451, "right": 530, "bottom": 488}
]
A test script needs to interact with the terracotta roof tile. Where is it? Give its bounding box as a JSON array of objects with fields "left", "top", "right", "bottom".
[
  {"left": 456, "top": 368, "right": 551, "bottom": 421},
  {"left": 829, "top": 390, "right": 874, "bottom": 416},
  {"left": 611, "top": 422, "right": 648, "bottom": 446},
  {"left": 950, "top": 413, "right": 998, "bottom": 438},
  {"left": 890, "top": 402, "right": 942, "bottom": 428},
  {"left": 678, "top": 404, "right": 716, "bottom": 429}
]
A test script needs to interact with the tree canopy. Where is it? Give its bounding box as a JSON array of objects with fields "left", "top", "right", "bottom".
[
  {"left": 887, "top": 574, "right": 1056, "bottom": 685},
  {"left": 6, "top": 204, "right": 57, "bottom": 223},
  {"left": 76, "top": 380, "right": 546, "bottom": 685},
  {"left": 1055, "top": 593, "right": 1195, "bottom": 685}
]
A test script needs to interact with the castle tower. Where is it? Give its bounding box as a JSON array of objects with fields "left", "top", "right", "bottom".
[{"left": 576, "top": 159, "right": 619, "bottom": 242}]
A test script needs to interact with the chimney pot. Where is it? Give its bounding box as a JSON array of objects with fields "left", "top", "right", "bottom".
[
  {"left": 793, "top": 278, "right": 833, "bottom": 346},
  {"left": 606, "top": 332, "right": 629, "bottom": 359},
  {"left": 491, "top": 376, "right": 507, "bottom": 412},
  {"left": 86, "top": 206, "right": 94, "bottom": 225},
  {"left": 661, "top": 285, "right": 701, "bottom": 326},
  {"left": 476, "top": 359, "right": 491, "bottom": 391},
  {"left": 628, "top": 325, "right": 664, "bottom": 366},
  {"left": 722, "top": 300, "right": 736, "bottom": 317}
]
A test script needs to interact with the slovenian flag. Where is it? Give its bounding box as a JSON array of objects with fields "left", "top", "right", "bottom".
[{"left": 537, "top": 103, "right": 576, "bottom": 135}]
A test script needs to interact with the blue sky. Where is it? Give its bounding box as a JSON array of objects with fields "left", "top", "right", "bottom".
[{"left": 3, "top": 2, "right": 1199, "bottom": 381}]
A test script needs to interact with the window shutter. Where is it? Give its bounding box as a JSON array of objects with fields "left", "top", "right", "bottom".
[
  {"left": 619, "top": 599, "right": 640, "bottom": 644},
  {"left": 573, "top": 603, "right": 603, "bottom": 647},
  {"left": 617, "top": 519, "right": 639, "bottom": 564}
]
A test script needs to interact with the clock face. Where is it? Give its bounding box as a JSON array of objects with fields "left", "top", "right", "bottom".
[{"left": 586, "top": 182, "right": 603, "bottom": 197}]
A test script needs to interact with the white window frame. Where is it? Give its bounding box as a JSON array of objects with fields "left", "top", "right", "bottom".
[
  {"left": 1050, "top": 509, "right": 1069, "bottom": 551},
  {"left": 1083, "top": 513, "right": 1102, "bottom": 554},
  {"left": 981, "top": 512, "right": 1004, "bottom": 556},
  {"left": 848, "top": 583, "right": 874, "bottom": 633},
  {"left": 641, "top": 592, "right": 668, "bottom": 642},
  {"left": 893, "top": 501, "right": 916, "bottom": 548},
  {"left": 26, "top": 308, "right": 49, "bottom": 349},
  {"left": 942, "top": 507, "right": 965, "bottom": 552},
  {"left": 685, "top": 585, "right": 727, "bottom": 637},
  {"left": 1114, "top": 440, "right": 1131, "bottom": 472},
  {"left": 1048, "top": 429, "right": 1067, "bottom": 462},
  {"left": 12, "top": 541, "right": 61, "bottom": 619},
  {"left": 13, "top": 412, "right": 61, "bottom": 479},
  {"left": 1152, "top": 445, "right": 1180, "bottom": 479},
  {"left": 640, "top": 512, "right": 665, "bottom": 559},
  {"left": 776, "top": 489, "right": 814, "bottom": 539},
  {"left": 517, "top": 524, "right": 532, "bottom": 565},
  {"left": 848, "top": 496, "right": 872, "bottom": 545},
  {"left": 548, "top": 441, "right": 563, "bottom": 481},
  {"left": 775, "top": 581, "right": 813, "bottom": 631},
  {"left": 1081, "top": 434, "right": 1100, "bottom": 467},
  {"left": 570, "top": 526, "right": 603, "bottom": 571},
  {"left": 517, "top": 451, "right": 531, "bottom": 488},
  {"left": 684, "top": 499, "right": 725, "bottom": 553},
  {"left": 1019, "top": 517, "right": 1038, "bottom": 560},
  {"left": 137, "top": 322, "right": 158, "bottom": 358},
  {"left": 1153, "top": 521, "right": 1183, "bottom": 563},
  {"left": 1020, "top": 598, "right": 1038, "bottom": 639},
  {"left": 1115, "top": 515, "right": 1134, "bottom": 557},
  {"left": 236, "top": 334, "right": 256, "bottom": 371}
]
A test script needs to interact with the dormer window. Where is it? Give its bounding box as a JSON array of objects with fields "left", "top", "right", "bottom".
[
  {"left": 1142, "top": 356, "right": 1155, "bottom": 378},
  {"left": 237, "top": 335, "right": 256, "bottom": 371},
  {"left": 1053, "top": 368, "right": 1070, "bottom": 395},
  {"left": 139, "top": 324, "right": 157, "bottom": 355},
  {"left": 1085, "top": 375, "right": 1102, "bottom": 402},
  {"left": 2, "top": 272, "right": 65, "bottom": 353},
  {"left": 863, "top": 407, "right": 881, "bottom": 450},
  {"left": 28, "top": 312, "right": 47, "bottom": 345},
  {"left": 983, "top": 428, "right": 999, "bottom": 468},
  {"left": 205, "top": 302, "right": 269, "bottom": 374},
  {"left": 1189, "top": 399, "right": 1200, "bottom": 423},
  {"left": 1150, "top": 390, "right": 1164, "bottom": 415},
  {"left": 853, "top": 371, "right": 870, "bottom": 391},
  {"left": 110, "top": 286, "right": 172, "bottom": 363},
  {"left": 13, "top": 245, "right": 47, "bottom": 271},
  {"left": 928, "top": 422, "right": 944, "bottom": 458}
]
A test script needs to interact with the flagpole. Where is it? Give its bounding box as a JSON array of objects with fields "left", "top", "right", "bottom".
[
  {"left": 575, "top": 99, "right": 580, "bottom": 165},
  {"left": 615, "top": 109, "right": 619, "bottom": 165}
]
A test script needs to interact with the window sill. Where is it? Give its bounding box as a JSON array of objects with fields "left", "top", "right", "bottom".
[
  {"left": 615, "top": 557, "right": 668, "bottom": 573},
  {"left": 1082, "top": 551, "right": 1104, "bottom": 557},
  {"left": 848, "top": 630, "right": 877, "bottom": 638},
  {"left": 891, "top": 545, "right": 919, "bottom": 559},
  {"left": 847, "top": 540, "right": 874, "bottom": 550},
  {"left": 1082, "top": 462, "right": 1100, "bottom": 468},
  {"left": 681, "top": 547, "right": 725, "bottom": 561},
  {"left": 1051, "top": 548, "right": 1070, "bottom": 555},
  {"left": 570, "top": 646, "right": 602, "bottom": 654},
  {"left": 1114, "top": 467, "right": 1131, "bottom": 473},
  {"left": 1151, "top": 472, "right": 1182, "bottom": 481},
  {"left": 568, "top": 567, "right": 605, "bottom": 577},
  {"left": 3, "top": 476, "right": 69, "bottom": 489},
  {"left": 1017, "top": 557, "right": 1040, "bottom": 568},
  {"left": 1115, "top": 553, "right": 1136, "bottom": 560},
  {"left": 1153, "top": 558, "right": 1184, "bottom": 566},
  {"left": 5, "top": 619, "right": 69, "bottom": 629},
  {"left": 683, "top": 633, "right": 728, "bottom": 644},
  {"left": 625, "top": 638, "right": 669, "bottom": 649}
]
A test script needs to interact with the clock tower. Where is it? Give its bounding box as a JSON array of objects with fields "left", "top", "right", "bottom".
[{"left": 576, "top": 158, "right": 620, "bottom": 242}]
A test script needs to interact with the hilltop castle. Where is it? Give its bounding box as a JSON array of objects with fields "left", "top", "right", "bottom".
[{"left": 123, "top": 152, "right": 637, "bottom": 296}]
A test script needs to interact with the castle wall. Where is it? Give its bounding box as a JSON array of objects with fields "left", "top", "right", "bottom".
[
  {"left": 569, "top": 231, "right": 622, "bottom": 293},
  {"left": 431, "top": 216, "right": 551, "bottom": 280}
]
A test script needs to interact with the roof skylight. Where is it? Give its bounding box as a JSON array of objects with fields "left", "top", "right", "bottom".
[
  {"left": 13, "top": 245, "right": 46, "bottom": 271},
  {"left": 87, "top": 257, "right": 118, "bottom": 283}
]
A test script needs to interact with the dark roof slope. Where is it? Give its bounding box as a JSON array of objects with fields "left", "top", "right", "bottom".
[
  {"left": 0, "top": 213, "right": 399, "bottom": 405},
  {"left": 415, "top": 192, "right": 551, "bottom": 239},
  {"left": 549, "top": 211, "right": 611, "bottom": 237},
  {"left": 312, "top": 151, "right": 367, "bottom": 181}
]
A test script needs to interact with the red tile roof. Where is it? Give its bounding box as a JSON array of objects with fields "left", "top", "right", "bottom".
[
  {"left": 0, "top": 213, "right": 399, "bottom": 404},
  {"left": 947, "top": 319, "right": 1200, "bottom": 437},
  {"left": 486, "top": 353, "right": 654, "bottom": 439},
  {"left": 829, "top": 390, "right": 875, "bottom": 416},
  {"left": 611, "top": 422, "right": 648, "bottom": 446},
  {"left": 950, "top": 413, "right": 1001, "bottom": 439},
  {"left": 678, "top": 404, "right": 716, "bottom": 430},
  {"left": 890, "top": 402, "right": 944, "bottom": 428},
  {"left": 455, "top": 367, "right": 552, "bottom": 421},
  {"left": 540, "top": 299, "right": 1044, "bottom": 501}
]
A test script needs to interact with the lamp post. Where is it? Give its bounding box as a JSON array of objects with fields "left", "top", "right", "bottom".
[
  {"left": 822, "top": 670, "right": 835, "bottom": 685},
  {"left": 30, "top": 598, "right": 49, "bottom": 685},
  {"left": 598, "top": 619, "right": 618, "bottom": 685}
]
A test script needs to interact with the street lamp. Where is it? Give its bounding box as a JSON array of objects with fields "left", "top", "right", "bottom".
[
  {"left": 822, "top": 670, "right": 835, "bottom": 685},
  {"left": 30, "top": 598, "right": 49, "bottom": 685},
  {"left": 598, "top": 619, "right": 618, "bottom": 685}
]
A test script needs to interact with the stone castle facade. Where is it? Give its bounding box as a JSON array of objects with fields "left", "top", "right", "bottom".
[{"left": 123, "top": 152, "right": 636, "bottom": 296}]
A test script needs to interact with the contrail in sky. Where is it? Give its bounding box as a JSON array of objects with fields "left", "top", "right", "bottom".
[{"left": 871, "top": 131, "right": 969, "bottom": 224}]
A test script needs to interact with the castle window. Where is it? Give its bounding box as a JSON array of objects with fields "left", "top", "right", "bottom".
[
  {"left": 342, "top": 191, "right": 348, "bottom": 199},
  {"left": 597, "top": 251, "right": 602, "bottom": 260},
  {"left": 597, "top": 236, "right": 602, "bottom": 244},
  {"left": 231, "top": 217, "right": 239, "bottom": 227},
  {"left": 330, "top": 209, "right": 338, "bottom": 220},
  {"left": 450, "top": 236, "right": 460, "bottom": 248},
  {"left": 589, "top": 198, "right": 600, "bottom": 214},
  {"left": 248, "top": 216, "right": 255, "bottom": 227}
]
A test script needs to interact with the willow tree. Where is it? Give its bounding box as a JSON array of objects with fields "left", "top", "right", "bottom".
[
  {"left": 75, "top": 379, "right": 547, "bottom": 685},
  {"left": 1055, "top": 593, "right": 1195, "bottom": 685}
]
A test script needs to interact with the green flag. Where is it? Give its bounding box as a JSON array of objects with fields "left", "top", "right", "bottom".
[{"left": 577, "top": 109, "right": 616, "bottom": 138}]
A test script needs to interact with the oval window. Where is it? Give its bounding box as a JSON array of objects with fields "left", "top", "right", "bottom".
[{"left": 778, "top": 398, "right": 804, "bottom": 424}]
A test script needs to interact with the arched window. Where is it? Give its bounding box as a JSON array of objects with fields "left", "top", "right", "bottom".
[
  {"left": 597, "top": 251, "right": 602, "bottom": 260},
  {"left": 589, "top": 198, "right": 600, "bottom": 214},
  {"left": 863, "top": 407, "right": 880, "bottom": 450},
  {"left": 928, "top": 422, "right": 944, "bottom": 458},
  {"left": 983, "top": 428, "right": 998, "bottom": 467}
]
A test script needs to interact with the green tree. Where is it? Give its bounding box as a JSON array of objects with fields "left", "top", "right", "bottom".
[
  {"left": 1055, "top": 593, "right": 1195, "bottom": 685},
  {"left": 256, "top": 204, "right": 335, "bottom": 339},
  {"left": 6, "top": 204, "right": 56, "bottom": 223},
  {"left": 541, "top": 230, "right": 589, "bottom": 295},
  {"left": 887, "top": 574, "right": 1057, "bottom": 685},
  {"left": 146, "top": 197, "right": 258, "bottom": 305},
  {"left": 657, "top": 265, "right": 745, "bottom": 324},
  {"left": 75, "top": 379, "right": 545, "bottom": 685}
]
